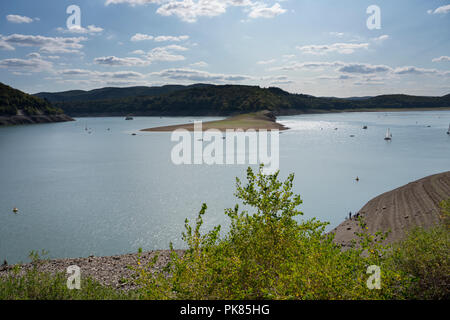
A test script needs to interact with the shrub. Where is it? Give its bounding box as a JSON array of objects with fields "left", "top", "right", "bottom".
[
  {"left": 0, "top": 267, "right": 136, "bottom": 300},
  {"left": 133, "top": 166, "right": 401, "bottom": 300},
  {"left": 383, "top": 199, "right": 450, "bottom": 300}
]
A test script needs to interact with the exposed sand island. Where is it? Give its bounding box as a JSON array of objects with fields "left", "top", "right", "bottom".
[
  {"left": 332, "top": 171, "right": 450, "bottom": 247},
  {"left": 141, "top": 110, "right": 288, "bottom": 132}
]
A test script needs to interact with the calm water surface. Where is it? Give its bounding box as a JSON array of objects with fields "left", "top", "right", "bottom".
[{"left": 1, "top": 111, "right": 449, "bottom": 264}]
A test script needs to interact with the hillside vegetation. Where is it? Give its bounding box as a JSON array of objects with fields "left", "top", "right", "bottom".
[
  {"left": 35, "top": 84, "right": 450, "bottom": 116},
  {"left": 35, "top": 83, "right": 209, "bottom": 103},
  {"left": 0, "top": 82, "right": 63, "bottom": 116}
]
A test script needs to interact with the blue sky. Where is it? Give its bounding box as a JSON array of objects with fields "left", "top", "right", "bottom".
[{"left": 0, "top": 0, "right": 449, "bottom": 97}]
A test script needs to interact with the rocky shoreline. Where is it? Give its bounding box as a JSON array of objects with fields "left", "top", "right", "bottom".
[
  {"left": 0, "top": 250, "right": 183, "bottom": 291},
  {"left": 0, "top": 114, "right": 74, "bottom": 126}
]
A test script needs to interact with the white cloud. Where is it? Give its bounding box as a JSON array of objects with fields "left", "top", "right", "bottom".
[
  {"left": 271, "top": 60, "right": 450, "bottom": 78},
  {"left": 189, "top": 61, "right": 208, "bottom": 67},
  {"left": 372, "top": 34, "right": 389, "bottom": 43},
  {"left": 338, "top": 63, "right": 392, "bottom": 74},
  {"left": 58, "top": 69, "right": 145, "bottom": 79},
  {"left": 131, "top": 49, "right": 146, "bottom": 55},
  {"left": 257, "top": 59, "right": 276, "bottom": 65},
  {"left": 106, "top": 0, "right": 283, "bottom": 22},
  {"left": 26, "top": 52, "right": 41, "bottom": 59},
  {"left": 282, "top": 54, "right": 295, "bottom": 60},
  {"left": 131, "top": 34, "right": 189, "bottom": 42},
  {"left": 393, "top": 66, "right": 440, "bottom": 75},
  {"left": 427, "top": 4, "right": 450, "bottom": 14},
  {"left": 146, "top": 45, "right": 187, "bottom": 62},
  {"left": 248, "top": 3, "right": 286, "bottom": 19},
  {"left": 0, "top": 38, "right": 15, "bottom": 51},
  {"left": 329, "top": 32, "right": 345, "bottom": 38},
  {"left": 105, "top": 0, "right": 164, "bottom": 5},
  {"left": 155, "top": 35, "right": 189, "bottom": 42},
  {"left": 59, "top": 69, "right": 93, "bottom": 76},
  {"left": 94, "top": 56, "right": 151, "bottom": 66},
  {"left": 432, "top": 56, "right": 450, "bottom": 62},
  {"left": 156, "top": 0, "right": 228, "bottom": 23},
  {"left": 270, "top": 61, "right": 344, "bottom": 72},
  {"left": 1, "top": 34, "right": 87, "bottom": 54},
  {"left": 0, "top": 57, "right": 52, "bottom": 72},
  {"left": 152, "top": 68, "right": 253, "bottom": 82},
  {"left": 6, "top": 14, "right": 34, "bottom": 24},
  {"left": 296, "top": 42, "right": 369, "bottom": 55},
  {"left": 131, "top": 33, "right": 154, "bottom": 41},
  {"left": 94, "top": 45, "right": 189, "bottom": 66},
  {"left": 57, "top": 25, "right": 104, "bottom": 34}
]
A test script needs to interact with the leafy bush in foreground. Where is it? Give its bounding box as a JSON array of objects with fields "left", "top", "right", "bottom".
[
  {"left": 133, "top": 166, "right": 408, "bottom": 300},
  {"left": 0, "top": 266, "right": 135, "bottom": 300},
  {"left": 383, "top": 199, "right": 450, "bottom": 299}
]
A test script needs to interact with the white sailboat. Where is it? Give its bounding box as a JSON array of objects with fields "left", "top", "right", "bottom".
[{"left": 384, "top": 128, "right": 392, "bottom": 141}]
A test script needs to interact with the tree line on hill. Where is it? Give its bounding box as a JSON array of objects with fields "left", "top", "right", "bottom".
[
  {"left": 2, "top": 82, "right": 449, "bottom": 117},
  {"left": 34, "top": 84, "right": 450, "bottom": 116},
  {"left": 0, "top": 82, "right": 63, "bottom": 117}
]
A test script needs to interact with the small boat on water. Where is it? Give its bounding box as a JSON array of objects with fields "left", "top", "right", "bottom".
[
  {"left": 125, "top": 116, "right": 134, "bottom": 120},
  {"left": 447, "top": 123, "right": 450, "bottom": 135},
  {"left": 12, "top": 207, "right": 18, "bottom": 214},
  {"left": 363, "top": 126, "right": 368, "bottom": 130},
  {"left": 384, "top": 128, "right": 392, "bottom": 141}
]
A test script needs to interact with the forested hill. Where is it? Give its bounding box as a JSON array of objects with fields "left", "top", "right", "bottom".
[
  {"left": 34, "top": 84, "right": 450, "bottom": 117},
  {"left": 0, "top": 83, "right": 73, "bottom": 125},
  {"left": 0, "top": 82, "right": 63, "bottom": 116},
  {"left": 35, "top": 83, "right": 210, "bottom": 103}
]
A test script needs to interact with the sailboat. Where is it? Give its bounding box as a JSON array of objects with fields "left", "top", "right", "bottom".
[
  {"left": 447, "top": 123, "right": 450, "bottom": 135},
  {"left": 384, "top": 128, "right": 392, "bottom": 141}
]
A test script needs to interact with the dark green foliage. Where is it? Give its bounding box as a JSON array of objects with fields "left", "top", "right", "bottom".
[
  {"left": 35, "top": 83, "right": 210, "bottom": 103},
  {"left": 131, "top": 166, "right": 403, "bottom": 300},
  {"left": 0, "top": 82, "right": 63, "bottom": 116},
  {"left": 39, "top": 84, "right": 450, "bottom": 116}
]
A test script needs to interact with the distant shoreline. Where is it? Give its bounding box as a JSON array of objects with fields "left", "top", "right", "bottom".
[
  {"left": 67, "top": 107, "right": 450, "bottom": 119},
  {"left": 0, "top": 114, "right": 74, "bottom": 126}
]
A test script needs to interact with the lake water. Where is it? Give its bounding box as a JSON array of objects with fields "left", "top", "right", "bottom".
[{"left": 1, "top": 111, "right": 450, "bottom": 264}]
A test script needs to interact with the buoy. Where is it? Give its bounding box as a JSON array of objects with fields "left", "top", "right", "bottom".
[{"left": 12, "top": 207, "right": 18, "bottom": 214}]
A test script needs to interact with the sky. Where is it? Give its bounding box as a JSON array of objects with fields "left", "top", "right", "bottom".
[{"left": 0, "top": 0, "right": 449, "bottom": 97}]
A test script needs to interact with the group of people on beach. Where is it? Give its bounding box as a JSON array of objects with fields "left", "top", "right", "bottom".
[{"left": 347, "top": 211, "right": 361, "bottom": 221}]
